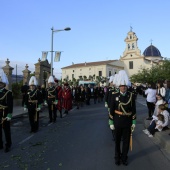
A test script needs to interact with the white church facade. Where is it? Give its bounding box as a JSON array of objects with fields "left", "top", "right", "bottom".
[{"left": 61, "top": 29, "right": 164, "bottom": 81}]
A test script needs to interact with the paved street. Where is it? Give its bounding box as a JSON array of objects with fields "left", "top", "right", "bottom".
[{"left": 0, "top": 95, "right": 170, "bottom": 170}]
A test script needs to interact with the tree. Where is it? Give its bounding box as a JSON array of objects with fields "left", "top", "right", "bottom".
[
  {"left": 83, "top": 75, "right": 87, "bottom": 80},
  {"left": 130, "top": 60, "right": 170, "bottom": 84}
]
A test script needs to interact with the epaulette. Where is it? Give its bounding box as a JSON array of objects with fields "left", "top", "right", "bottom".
[
  {"left": 115, "top": 91, "right": 119, "bottom": 94},
  {"left": 112, "top": 91, "right": 119, "bottom": 94}
]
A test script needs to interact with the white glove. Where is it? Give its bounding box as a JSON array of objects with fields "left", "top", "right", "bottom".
[
  {"left": 36, "top": 108, "right": 41, "bottom": 111},
  {"left": 6, "top": 117, "right": 11, "bottom": 121},
  {"left": 44, "top": 102, "right": 48, "bottom": 106},
  {"left": 24, "top": 108, "right": 27, "bottom": 111},
  {"left": 110, "top": 125, "right": 115, "bottom": 130},
  {"left": 105, "top": 103, "right": 108, "bottom": 108},
  {"left": 131, "top": 124, "right": 136, "bottom": 132},
  {"left": 53, "top": 102, "right": 58, "bottom": 105}
]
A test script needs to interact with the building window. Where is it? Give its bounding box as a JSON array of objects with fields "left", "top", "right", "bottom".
[
  {"left": 89, "top": 68, "right": 91, "bottom": 70},
  {"left": 99, "top": 71, "right": 102, "bottom": 76},
  {"left": 72, "top": 74, "right": 74, "bottom": 79},
  {"left": 73, "top": 70, "right": 74, "bottom": 72},
  {"left": 80, "top": 69, "right": 82, "bottom": 71},
  {"left": 129, "top": 61, "right": 133, "bottom": 69},
  {"left": 132, "top": 43, "right": 135, "bottom": 49},
  {"left": 109, "top": 71, "right": 111, "bottom": 77},
  {"left": 128, "top": 44, "right": 130, "bottom": 50}
]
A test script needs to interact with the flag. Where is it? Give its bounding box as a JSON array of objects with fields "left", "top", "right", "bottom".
[
  {"left": 42, "top": 51, "right": 48, "bottom": 61},
  {"left": 54, "top": 51, "right": 61, "bottom": 62}
]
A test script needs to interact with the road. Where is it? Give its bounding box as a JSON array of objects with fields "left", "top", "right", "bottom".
[{"left": 0, "top": 95, "right": 170, "bottom": 170}]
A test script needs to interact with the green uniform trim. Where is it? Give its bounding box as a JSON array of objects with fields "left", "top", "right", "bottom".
[
  {"left": 132, "top": 120, "right": 136, "bottom": 124},
  {"left": 7, "top": 113, "right": 12, "bottom": 118},
  {"left": 109, "top": 119, "right": 114, "bottom": 125}
]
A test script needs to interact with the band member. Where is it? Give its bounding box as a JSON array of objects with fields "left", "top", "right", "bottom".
[
  {"left": 110, "top": 70, "right": 136, "bottom": 166},
  {"left": 24, "top": 76, "right": 42, "bottom": 133},
  {"left": 21, "top": 82, "right": 29, "bottom": 107},
  {"left": 45, "top": 76, "right": 58, "bottom": 123},
  {"left": 54, "top": 79, "right": 62, "bottom": 118},
  {"left": 62, "top": 83, "right": 72, "bottom": 114},
  {"left": 0, "top": 69, "right": 13, "bottom": 152},
  {"left": 106, "top": 75, "right": 115, "bottom": 140}
]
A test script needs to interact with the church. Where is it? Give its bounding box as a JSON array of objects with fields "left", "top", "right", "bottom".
[{"left": 61, "top": 29, "right": 163, "bottom": 81}]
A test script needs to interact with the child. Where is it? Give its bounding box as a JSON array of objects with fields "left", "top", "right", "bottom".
[
  {"left": 143, "top": 114, "right": 164, "bottom": 137},
  {"left": 143, "top": 104, "right": 169, "bottom": 137},
  {"left": 155, "top": 114, "right": 164, "bottom": 132}
]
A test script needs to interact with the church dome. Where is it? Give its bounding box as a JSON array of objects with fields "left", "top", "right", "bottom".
[{"left": 143, "top": 44, "right": 161, "bottom": 57}]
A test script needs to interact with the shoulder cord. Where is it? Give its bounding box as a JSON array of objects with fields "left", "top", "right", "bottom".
[
  {"left": 118, "top": 92, "right": 132, "bottom": 114},
  {"left": 48, "top": 87, "right": 55, "bottom": 98},
  {"left": 29, "top": 89, "right": 38, "bottom": 100},
  {"left": 0, "top": 90, "right": 10, "bottom": 101}
]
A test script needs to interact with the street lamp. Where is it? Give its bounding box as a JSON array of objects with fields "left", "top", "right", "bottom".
[{"left": 51, "top": 27, "right": 71, "bottom": 76}]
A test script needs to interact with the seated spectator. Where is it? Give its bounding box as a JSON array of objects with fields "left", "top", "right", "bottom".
[
  {"left": 143, "top": 114, "right": 164, "bottom": 137},
  {"left": 143, "top": 104, "right": 170, "bottom": 137},
  {"left": 153, "top": 94, "right": 164, "bottom": 117}
]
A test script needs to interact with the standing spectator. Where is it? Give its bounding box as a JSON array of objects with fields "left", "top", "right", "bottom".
[
  {"left": 165, "top": 80, "right": 170, "bottom": 113},
  {"left": 157, "top": 81, "right": 166, "bottom": 100},
  {"left": 79, "top": 85, "right": 85, "bottom": 107},
  {"left": 131, "top": 83, "right": 138, "bottom": 100},
  {"left": 24, "top": 76, "right": 42, "bottom": 133},
  {"left": 72, "top": 86, "right": 76, "bottom": 105},
  {"left": 145, "top": 82, "right": 157, "bottom": 120},
  {"left": 0, "top": 69, "right": 13, "bottom": 152},
  {"left": 21, "top": 82, "right": 29, "bottom": 107},
  {"left": 93, "top": 85, "right": 98, "bottom": 104},
  {"left": 96, "top": 84, "right": 102, "bottom": 103},
  {"left": 62, "top": 83, "right": 72, "bottom": 114},
  {"left": 55, "top": 79, "right": 63, "bottom": 118},
  {"left": 74, "top": 86, "right": 81, "bottom": 109},
  {"left": 85, "top": 84, "right": 91, "bottom": 105}
]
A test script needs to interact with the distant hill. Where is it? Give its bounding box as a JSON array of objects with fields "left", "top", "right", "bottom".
[{"left": 11, "top": 75, "right": 23, "bottom": 83}]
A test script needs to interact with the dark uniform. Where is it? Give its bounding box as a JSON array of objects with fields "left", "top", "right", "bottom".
[
  {"left": 25, "top": 88, "right": 42, "bottom": 132},
  {"left": 0, "top": 88, "right": 13, "bottom": 152},
  {"left": 46, "top": 86, "right": 58, "bottom": 123},
  {"left": 21, "top": 83, "right": 29, "bottom": 106},
  {"left": 110, "top": 90, "right": 136, "bottom": 165}
]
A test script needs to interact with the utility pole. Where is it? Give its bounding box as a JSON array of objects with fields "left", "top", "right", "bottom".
[{"left": 16, "top": 64, "right": 17, "bottom": 83}]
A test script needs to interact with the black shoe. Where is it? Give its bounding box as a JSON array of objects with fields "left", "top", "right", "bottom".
[
  {"left": 4, "top": 147, "right": 10, "bottom": 153},
  {"left": 122, "top": 160, "right": 128, "bottom": 166},
  {"left": 115, "top": 160, "right": 120, "bottom": 166},
  {"left": 48, "top": 120, "right": 52, "bottom": 124},
  {"left": 146, "top": 117, "right": 152, "bottom": 120},
  {"left": 33, "top": 130, "right": 38, "bottom": 133},
  {"left": 77, "top": 107, "right": 79, "bottom": 109}
]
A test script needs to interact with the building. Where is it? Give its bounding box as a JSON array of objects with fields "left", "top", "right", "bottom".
[
  {"left": 61, "top": 29, "right": 163, "bottom": 81},
  {"left": 120, "top": 29, "right": 163, "bottom": 77},
  {"left": 61, "top": 60, "right": 124, "bottom": 81}
]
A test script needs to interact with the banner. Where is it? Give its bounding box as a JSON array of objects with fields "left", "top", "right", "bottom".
[
  {"left": 54, "top": 51, "right": 61, "bottom": 62},
  {"left": 42, "top": 51, "right": 48, "bottom": 61}
]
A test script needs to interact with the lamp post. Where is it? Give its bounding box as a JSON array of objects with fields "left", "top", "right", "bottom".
[{"left": 51, "top": 27, "right": 71, "bottom": 76}]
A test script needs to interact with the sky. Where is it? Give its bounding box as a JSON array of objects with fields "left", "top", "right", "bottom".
[{"left": 0, "top": 0, "right": 170, "bottom": 79}]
